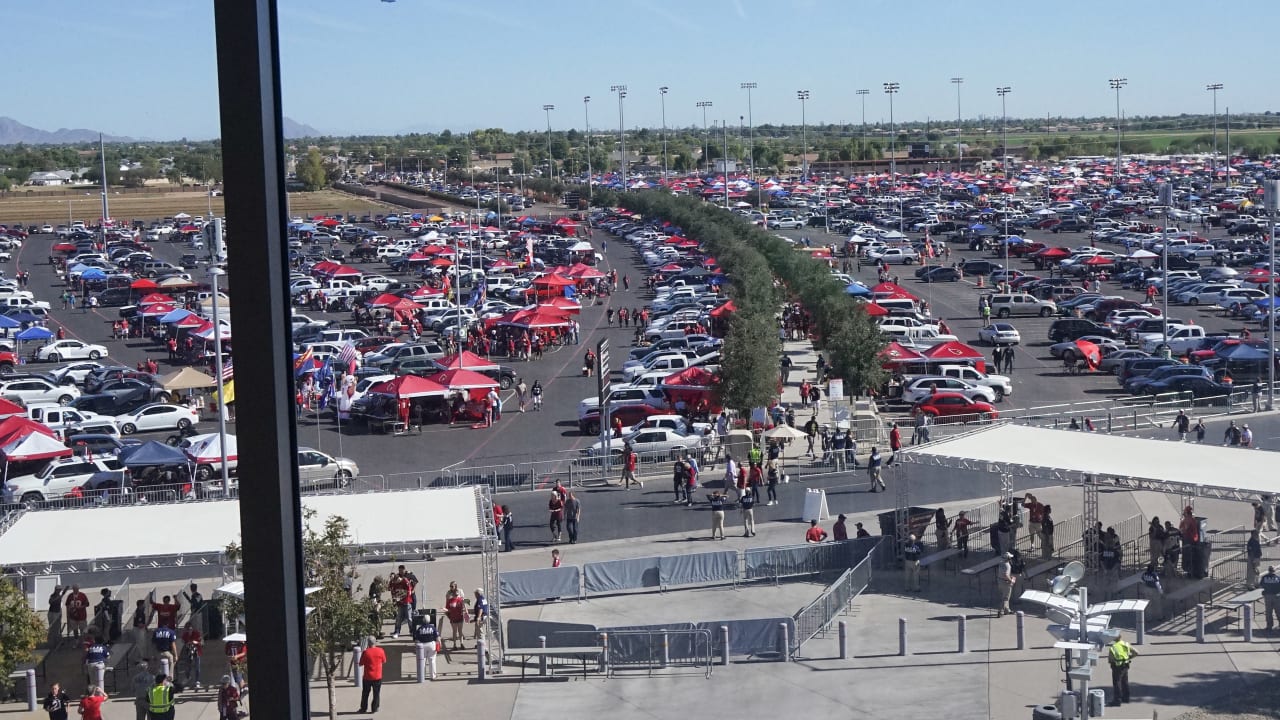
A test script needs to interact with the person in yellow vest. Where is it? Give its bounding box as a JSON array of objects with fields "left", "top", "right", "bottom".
[
  {"left": 1107, "top": 632, "right": 1139, "bottom": 707},
  {"left": 147, "top": 673, "right": 180, "bottom": 720}
]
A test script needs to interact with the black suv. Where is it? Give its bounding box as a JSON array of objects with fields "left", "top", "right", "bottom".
[
  {"left": 1048, "top": 318, "right": 1116, "bottom": 342},
  {"left": 1052, "top": 217, "right": 1091, "bottom": 233},
  {"left": 959, "top": 259, "right": 1002, "bottom": 276}
]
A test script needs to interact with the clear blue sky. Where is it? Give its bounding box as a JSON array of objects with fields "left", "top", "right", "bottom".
[{"left": 4, "top": 0, "right": 1277, "bottom": 139}]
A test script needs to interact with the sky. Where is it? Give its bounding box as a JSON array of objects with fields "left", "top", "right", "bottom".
[{"left": 3, "top": 0, "right": 1278, "bottom": 140}]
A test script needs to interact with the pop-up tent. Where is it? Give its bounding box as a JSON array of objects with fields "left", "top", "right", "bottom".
[{"left": 119, "top": 441, "right": 191, "bottom": 469}]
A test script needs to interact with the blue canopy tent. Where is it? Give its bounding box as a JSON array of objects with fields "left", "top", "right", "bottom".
[
  {"left": 969, "top": 223, "right": 989, "bottom": 232},
  {"left": 0, "top": 315, "right": 19, "bottom": 329},
  {"left": 1001, "top": 236, "right": 1028, "bottom": 245},
  {"left": 845, "top": 282, "right": 873, "bottom": 297},
  {"left": 1215, "top": 343, "right": 1271, "bottom": 362},
  {"left": 81, "top": 268, "right": 107, "bottom": 281},
  {"left": 15, "top": 326, "right": 53, "bottom": 341},
  {"left": 6, "top": 312, "right": 39, "bottom": 325},
  {"left": 119, "top": 441, "right": 192, "bottom": 469},
  {"left": 160, "top": 308, "right": 196, "bottom": 324}
]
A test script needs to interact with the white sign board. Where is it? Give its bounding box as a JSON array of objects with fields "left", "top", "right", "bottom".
[
  {"left": 802, "top": 488, "right": 830, "bottom": 523},
  {"left": 827, "top": 379, "right": 844, "bottom": 400}
]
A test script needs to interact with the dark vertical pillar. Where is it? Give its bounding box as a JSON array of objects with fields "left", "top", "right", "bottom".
[{"left": 212, "top": 2, "right": 308, "bottom": 718}]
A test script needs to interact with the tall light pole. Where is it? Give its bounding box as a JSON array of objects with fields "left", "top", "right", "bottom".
[
  {"left": 1266, "top": 179, "right": 1279, "bottom": 410},
  {"left": 659, "top": 86, "right": 669, "bottom": 183},
  {"left": 796, "top": 90, "right": 810, "bottom": 178},
  {"left": 856, "top": 89, "right": 869, "bottom": 137},
  {"left": 950, "top": 77, "right": 964, "bottom": 171},
  {"left": 583, "top": 96, "right": 592, "bottom": 204},
  {"left": 696, "top": 100, "right": 713, "bottom": 171},
  {"left": 1206, "top": 83, "right": 1223, "bottom": 190},
  {"left": 209, "top": 267, "right": 230, "bottom": 494},
  {"left": 884, "top": 82, "right": 899, "bottom": 189},
  {"left": 1109, "top": 78, "right": 1127, "bottom": 183},
  {"left": 611, "top": 84, "right": 627, "bottom": 188},
  {"left": 997, "top": 86, "right": 1012, "bottom": 179},
  {"left": 542, "top": 104, "right": 555, "bottom": 181},
  {"left": 740, "top": 82, "right": 756, "bottom": 188}
]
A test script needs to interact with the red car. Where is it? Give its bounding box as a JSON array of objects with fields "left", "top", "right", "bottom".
[
  {"left": 912, "top": 392, "right": 998, "bottom": 422},
  {"left": 354, "top": 335, "right": 398, "bottom": 355}
]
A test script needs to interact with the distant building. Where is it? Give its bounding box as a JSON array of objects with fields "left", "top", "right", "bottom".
[
  {"left": 713, "top": 159, "right": 738, "bottom": 173},
  {"left": 27, "top": 170, "right": 75, "bottom": 186}
]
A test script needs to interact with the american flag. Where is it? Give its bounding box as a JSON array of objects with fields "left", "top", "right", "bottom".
[
  {"left": 220, "top": 358, "right": 234, "bottom": 382},
  {"left": 336, "top": 341, "right": 358, "bottom": 368}
]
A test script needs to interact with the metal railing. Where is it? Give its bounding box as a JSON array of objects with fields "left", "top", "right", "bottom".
[
  {"left": 743, "top": 537, "right": 880, "bottom": 585},
  {"left": 792, "top": 537, "right": 886, "bottom": 650},
  {"left": 1113, "top": 513, "right": 1147, "bottom": 570},
  {"left": 599, "top": 628, "right": 714, "bottom": 678}
]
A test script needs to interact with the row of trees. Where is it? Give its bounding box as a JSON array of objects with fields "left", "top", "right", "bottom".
[
  {"left": 592, "top": 191, "right": 886, "bottom": 414},
  {"left": 0, "top": 142, "right": 224, "bottom": 189}
]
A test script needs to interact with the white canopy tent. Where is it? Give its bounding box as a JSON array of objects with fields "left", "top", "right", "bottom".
[{"left": 0, "top": 486, "right": 488, "bottom": 574}]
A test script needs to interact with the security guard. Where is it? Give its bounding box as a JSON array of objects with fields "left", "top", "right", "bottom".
[
  {"left": 1108, "top": 632, "right": 1139, "bottom": 706},
  {"left": 1261, "top": 565, "right": 1280, "bottom": 632},
  {"left": 1140, "top": 564, "right": 1164, "bottom": 621},
  {"left": 147, "top": 673, "right": 178, "bottom": 720},
  {"left": 411, "top": 615, "right": 441, "bottom": 680},
  {"left": 902, "top": 535, "right": 923, "bottom": 592}
]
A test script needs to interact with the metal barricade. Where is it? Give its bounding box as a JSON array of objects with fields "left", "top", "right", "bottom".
[
  {"left": 1113, "top": 513, "right": 1146, "bottom": 570},
  {"left": 593, "top": 629, "right": 714, "bottom": 678},
  {"left": 743, "top": 538, "right": 878, "bottom": 584},
  {"left": 792, "top": 538, "right": 884, "bottom": 650}
]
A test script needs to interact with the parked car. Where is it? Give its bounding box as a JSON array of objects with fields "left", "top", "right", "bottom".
[
  {"left": 900, "top": 377, "right": 997, "bottom": 405},
  {"left": 2, "top": 456, "right": 126, "bottom": 505},
  {"left": 114, "top": 403, "right": 199, "bottom": 435},
  {"left": 35, "top": 340, "right": 108, "bottom": 362},
  {"left": 296, "top": 447, "right": 359, "bottom": 488},
  {"left": 0, "top": 377, "right": 80, "bottom": 405},
  {"left": 977, "top": 323, "right": 1021, "bottom": 346},
  {"left": 910, "top": 393, "right": 998, "bottom": 422}
]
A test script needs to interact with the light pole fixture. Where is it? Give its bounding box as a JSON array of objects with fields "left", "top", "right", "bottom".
[
  {"left": 884, "top": 82, "right": 900, "bottom": 189},
  {"left": 1206, "top": 83, "right": 1223, "bottom": 190},
  {"left": 659, "top": 86, "right": 669, "bottom": 183},
  {"left": 583, "top": 96, "right": 591, "bottom": 203},
  {"left": 1109, "top": 78, "right": 1127, "bottom": 182},
  {"left": 997, "top": 86, "right": 1012, "bottom": 179},
  {"left": 542, "top": 104, "right": 555, "bottom": 181},
  {"left": 951, "top": 77, "right": 964, "bottom": 170},
  {"left": 796, "top": 90, "right": 810, "bottom": 178},
  {"left": 611, "top": 84, "right": 628, "bottom": 187},
  {"left": 856, "top": 89, "right": 869, "bottom": 138},
  {"left": 697, "top": 100, "right": 713, "bottom": 171},
  {"left": 741, "top": 82, "right": 757, "bottom": 198}
]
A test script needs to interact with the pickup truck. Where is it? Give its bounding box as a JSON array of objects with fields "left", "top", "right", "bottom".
[
  {"left": 1137, "top": 324, "right": 1207, "bottom": 354},
  {"left": 28, "top": 404, "right": 120, "bottom": 438},
  {"left": 933, "top": 364, "right": 1013, "bottom": 402},
  {"left": 2, "top": 456, "right": 128, "bottom": 505},
  {"left": 882, "top": 327, "right": 961, "bottom": 349}
]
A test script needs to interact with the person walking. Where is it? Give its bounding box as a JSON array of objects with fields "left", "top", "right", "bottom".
[
  {"left": 672, "top": 460, "right": 687, "bottom": 503},
  {"left": 707, "top": 491, "right": 727, "bottom": 540},
  {"left": 46, "top": 586, "right": 66, "bottom": 645},
  {"left": 1147, "top": 517, "right": 1166, "bottom": 568},
  {"left": 1023, "top": 494, "right": 1043, "bottom": 551},
  {"left": 146, "top": 675, "right": 176, "bottom": 720},
  {"left": 564, "top": 492, "right": 582, "bottom": 544},
  {"left": 130, "top": 661, "right": 152, "bottom": 720},
  {"left": 1002, "top": 345, "right": 1015, "bottom": 373},
  {"left": 411, "top": 614, "right": 440, "bottom": 680},
  {"left": 903, "top": 535, "right": 924, "bottom": 592},
  {"left": 530, "top": 380, "right": 543, "bottom": 411},
  {"left": 722, "top": 455, "right": 739, "bottom": 500},
  {"left": 471, "top": 589, "right": 490, "bottom": 643},
  {"left": 1107, "top": 632, "right": 1138, "bottom": 706},
  {"left": 867, "top": 447, "right": 884, "bottom": 492},
  {"left": 217, "top": 675, "right": 242, "bottom": 720},
  {"left": 444, "top": 583, "right": 467, "bottom": 650},
  {"left": 1041, "top": 505, "right": 1056, "bottom": 559},
  {"left": 42, "top": 682, "right": 70, "bottom": 720},
  {"left": 1246, "top": 530, "right": 1263, "bottom": 588},
  {"left": 357, "top": 637, "right": 386, "bottom": 714},
  {"left": 996, "top": 551, "right": 1017, "bottom": 617},
  {"left": 934, "top": 508, "right": 951, "bottom": 550},
  {"left": 954, "top": 511, "right": 972, "bottom": 558},
  {"left": 765, "top": 461, "right": 779, "bottom": 505},
  {"left": 1174, "top": 411, "right": 1190, "bottom": 441},
  {"left": 620, "top": 445, "right": 641, "bottom": 489},
  {"left": 1261, "top": 565, "right": 1280, "bottom": 632},
  {"left": 501, "top": 505, "right": 514, "bottom": 552},
  {"left": 888, "top": 422, "right": 902, "bottom": 462},
  {"left": 516, "top": 379, "right": 528, "bottom": 413},
  {"left": 547, "top": 490, "right": 564, "bottom": 543},
  {"left": 1193, "top": 418, "right": 1206, "bottom": 443},
  {"left": 739, "top": 489, "right": 757, "bottom": 537}
]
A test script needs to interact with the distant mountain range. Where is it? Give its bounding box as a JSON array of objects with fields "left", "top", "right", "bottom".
[{"left": 0, "top": 116, "right": 322, "bottom": 144}]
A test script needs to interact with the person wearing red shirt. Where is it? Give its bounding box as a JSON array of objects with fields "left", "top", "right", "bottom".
[
  {"left": 805, "top": 520, "right": 828, "bottom": 544},
  {"left": 832, "top": 514, "right": 849, "bottom": 541},
  {"left": 357, "top": 638, "right": 386, "bottom": 714},
  {"left": 954, "top": 511, "right": 974, "bottom": 558},
  {"left": 224, "top": 639, "right": 248, "bottom": 691},
  {"left": 443, "top": 583, "right": 467, "bottom": 650},
  {"left": 889, "top": 422, "right": 902, "bottom": 457},
  {"left": 217, "top": 675, "right": 241, "bottom": 720},
  {"left": 64, "top": 586, "right": 90, "bottom": 638},
  {"left": 151, "top": 596, "right": 180, "bottom": 629},
  {"left": 180, "top": 621, "right": 204, "bottom": 689},
  {"left": 78, "top": 687, "right": 107, "bottom": 720}
]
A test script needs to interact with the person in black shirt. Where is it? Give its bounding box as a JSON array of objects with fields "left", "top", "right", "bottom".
[
  {"left": 42, "top": 682, "right": 70, "bottom": 720},
  {"left": 411, "top": 617, "right": 440, "bottom": 680}
]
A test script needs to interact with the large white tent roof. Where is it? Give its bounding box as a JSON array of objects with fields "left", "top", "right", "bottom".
[
  {"left": 904, "top": 424, "right": 1276, "bottom": 498},
  {"left": 0, "top": 487, "right": 485, "bottom": 571}
]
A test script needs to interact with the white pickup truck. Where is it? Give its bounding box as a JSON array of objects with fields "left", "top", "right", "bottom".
[
  {"left": 933, "top": 364, "right": 1013, "bottom": 402},
  {"left": 883, "top": 327, "right": 960, "bottom": 349},
  {"left": 1137, "top": 324, "right": 1206, "bottom": 354}
]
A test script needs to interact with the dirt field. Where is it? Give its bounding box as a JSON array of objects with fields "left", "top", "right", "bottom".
[{"left": 0, "top": 188, "right": 389, "bottom": 225}]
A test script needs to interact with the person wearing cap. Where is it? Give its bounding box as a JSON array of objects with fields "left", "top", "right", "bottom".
[
  {"left": 217, "top": 675, "right": 241, "bottom": 720},
  {"left": 832, "top": 514, "right": 848, "bottom": 541},
  {"left": 902, "top": 534, "right": 924, "bottom": 592},
  {"left": 130, "top": 660, "right": 152, "bottom": 720},
  {"left": 855, "top": 522, "right": 870, "bottom": 538},
  {"left": 1261, "top": 565, "right": 1280, "bottom": 631},
  {"left": 471, "top": 589, "right": 490, "bottom": 642},
  {"left": 996, "top": 551, "right": 1016, "bottom": 617},
  {"left": 739, "top": 487, "right": 757, "bottom": 538},
  {"left": 1107, "top": 631, "right": 1139, "bottom": 706},
  {"left": 1141, "top": 563, "right": 1164, "bottom": 620}
]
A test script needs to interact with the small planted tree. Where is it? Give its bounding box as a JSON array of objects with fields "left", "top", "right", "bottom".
[{"left": 0, "top": 577, "right": 44, "bottom": 682}]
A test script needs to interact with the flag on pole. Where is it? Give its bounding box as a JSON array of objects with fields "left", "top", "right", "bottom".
[
  {"left": 220, "top": 358, "right": 235, "bottom": 382},
  {"left": 336, "top": 341, "right": 358, "bottom": 368}
]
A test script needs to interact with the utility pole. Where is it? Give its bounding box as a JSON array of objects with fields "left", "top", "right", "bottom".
[
  {"left": 542, "top": 104, "right": 555, "bottom": 182},
  {"left": 696, "top": 101, "right": 713, "bottom": 171},
  {"left": 997, "top": 87, "right": 1012, "bottom": 179},
  {"left": 884, "top": 83, "right": 900, "bottom": 189},
  {"left": 950, "top": 78, "right": 964, "bottom": 171},
  {"left": 796, "top": 90, "right": 810, "bottom": 178},
  {"left": 98, "top": 133, "right": 110, "bottom": 223},
  {"left": 583, "top": 96, "right": 592, "bottom": 204},
  {"left": 611, "top": 85, "right": 627, "bottom": 189},
  {"left": 741, "top": 82, "right": 757, "bottom": 203},
  {"left": 723, "top": 120, "right": 730, "bottom": 208},
  {"left": 1206, "top": 83, "right": 1222, "bottom": 190},
  {"left": 659, "top": 86, "right": 669, "bottom": 184},
  {"left": 1109, "top": 78, "right": 1127, "bottom": 184}
]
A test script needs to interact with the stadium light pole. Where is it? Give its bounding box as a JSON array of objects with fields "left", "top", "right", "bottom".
[
  {"left": 1206, "top": 83, "right": 1223, "bottom": 190},
  {"left": 697, "top": 101, "right": 713, "bottom": 171},
  {"left": 884, "top": 83, "right": 899, "bottom": 190},
  {"left": 542, "top": 104, "right": 555, "bottom": 182},
  {"left": 659, "top": 86, "right": 669, "bottom": 184},
  {"left": 611, "top": 85, "right": 628, "bottom": 189},
  {"left": 583, "top": 96, "right": 591, "bottom": 204},
  {"left": 997, "top": 86, "right": 1012, "bottom": 179},
  {"left": 1267, "top": 180, "right": 1279, "bottom": 410},
  {"left": 741, "top": 82, "right": 757, "bottom": 205},
  {"left": 796, "top": 90, "right": 810, "bottom": 178},
  {"left": 951, "top": 77, "right": 964, "bottom": 171},
  {"left": 1109, "top": 78, "right": 1127, "bottom": 183}
]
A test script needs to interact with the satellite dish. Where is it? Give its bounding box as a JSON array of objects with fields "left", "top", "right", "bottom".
[
  {"left": 1050, "top": 575, "right": 1074, "bottom": 596},
  {"left": 1062, "top": 561, "right": 1085, "bottom": 582},
  {"left": 1047, "top": 607, "right": 1076, "bottom": 626}
]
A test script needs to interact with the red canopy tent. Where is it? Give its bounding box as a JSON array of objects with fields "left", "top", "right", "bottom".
[
  {"left": 870, "top": 282, "right": 918, "bottom": 301},
  {"left": 130, "top": 278, "right": 159, "bottom": 291},
  {"left": 488, "top": 258, "right": 518, "bottom": 270},
  {"left": 426, "top": 369, "right": 499, "bottom": 399},
  {"left": 880, "top": 341, "right": 926, "bottom": 369},
  {"left": 367, "top": 293, "right": 403, "bottom": 308},
  {"left": 533, "top": 274, "right": 576, "bottom": 288},
  {"left": 367, "top": 375, "right": 448, "bottom": 398},
  {"left": 407, "top": 285, "right": 446, "bottom": 298},
  {"left": 922, "top": 341, "right": 987, "bottom": 373},
  {"left": 2, "top": 431, "right": 74, "bottom": 462},
  {"left": 138, "top": 293, "right": 177, "bottom": 306},
  {"left": 566, "top": 263, "right": 606, "bottom": 279},
  {"left": 862, "top": 302, "right": 890, "bottom": 317},
  {"left": 495, "top": 307, "right": 571, "bottom": 329},
  {"left": 138, "top": 303, "right": 179, "bottom": 317},
  {"left": 540, "top": 297, "right": 582, "bottom": 314},
  {"left": 0, "top": 398, "right": 24, "bottom": 420},
  {"left": 709, "top": 300, "right": 737, "bottom": 319},
  {"left": 433, "top": 351, "right": 499, "bottom": 373},
  {"left": 662, "top": 366, "right": 719, "bottom": 389}
]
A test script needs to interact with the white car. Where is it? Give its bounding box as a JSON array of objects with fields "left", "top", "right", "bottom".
[
  {"left": 50, "top": 361, "right": 107, "bottom": 386},
  {"left": 901, "top": 376, "right": 997, "bottom": 405},
  {"left": 2, "top": 456, "right": 126, "bottom": 505},
  {"left": 297, "top": 447, "right": 360, "bottom": 488},
  {"left": 114, "top": 403, "right": 200, "bottom": 435},
  {"left": 977, "top": 323, "right": 1021, "bottom": 346},
  {"left": 36, "top": 340, "right": 108, "bottom": 362},
  {"left": 767, "top": 217, "right": 803, "bottom": 229},
  {"left": 0, "top": 378, "right": 80, "bottom": 405},
  {"left": 583, "top": 427, "right": 706, "bottom": 457}
]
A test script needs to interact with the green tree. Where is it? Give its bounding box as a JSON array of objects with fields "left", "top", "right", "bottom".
[
  {"left": 0, "top": 578, "right": 43, "bottom": 682},
  {"left": 716, "top": 307, "right": 781, "bottom": 413},
  {"left": 304, "top": 512, "right": 387, "bottom": 720},
  {"left": 297, "top": 149, "right": 328, "bottom": 191}
]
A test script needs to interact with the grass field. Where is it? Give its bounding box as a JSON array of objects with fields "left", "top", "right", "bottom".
[
  {"left": 0, "top": 188, "right": 389, "bottom": 225},
  {"left": 992, "top": 127, "right": 1280, "bottom": 153}
]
